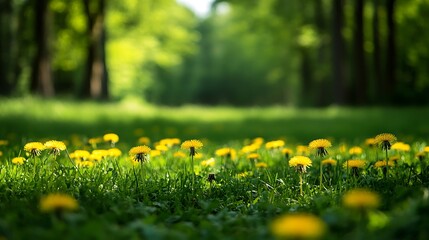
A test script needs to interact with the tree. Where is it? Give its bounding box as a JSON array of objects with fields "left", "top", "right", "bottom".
[
  {"left": 353, "top": 0, "right": 366, "bottom": 105},
  {"left": 372, "top": 0, "right": 383, "bottom": 104},
  {"left": 332, "top": 0, "right": 346, "bottom": 105},
  {"left": 31, "top": 0, "right": 55, "bottom": 97},
  {"left": 81, "top": 0, "right": 108, "bottom": 99},
  {"left": 385, "top": 0, "right": 396, "bottom": 103}
]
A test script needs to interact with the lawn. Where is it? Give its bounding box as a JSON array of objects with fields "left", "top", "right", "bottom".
[{"left": 0, "top": 98, "right": 428, "bottom": 239}]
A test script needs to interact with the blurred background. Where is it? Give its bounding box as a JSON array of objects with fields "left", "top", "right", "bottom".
[{"left": 1, "top": 0, "right": 429, "bottom": 107}]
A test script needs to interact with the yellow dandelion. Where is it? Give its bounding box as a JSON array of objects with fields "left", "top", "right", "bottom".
[
  {"left": 282, "top": 148, "right": 293, "bottom": 158},
  {"left": 40, "top": 193, "right": 78, "bottom": 213},
  {"left": 44, "top": 140, "right": 66, "bottom": 156},
  {"left": 296, "top": 145, "right": 309, "bottom": 155},
  {"left": 88, "top": 137, "right": 102, "bottom": 147},
  {"left": 0, "top": 151, "right": 3, "bottom": 157},
  {"left": 181, "top": 139, "right": 203, "bottom": 156},
  {"left": 173, "top": 151, "right": 187, "bottom": 158},
  {"left": 155, "top": 144, "right": 169, "bottom": 152},
  {"left": 343, "top": 189, "right": 380, "bottom": 209},
  {"left": 0, "top": 140, "right": 9, "bottom": 146},
  {"left": 391, "top": 142, "right": 410, "bottom": 152},
  {"left": 349, "top": 146, "right": 363, "bottom": 155},
  {"left": 103, "top": 133, "right": 119, "bottom": 145},
  {"left": 256, "top": 162, "right": 268, "bottom": 168},
  {"left": 424, "top": 146, "right": 429, "bottom": 153},
  {"left": 70, "top": 150, "right": 90, "bottom": 160},
  {"left": 343, "top": 159, "right": 366, "bottom": 169},
  {"left": 76, "top": 160, "right": 94, "bottom": 168},
  {"left": 309, "top": 139, "right": 332, "bottom": 157},
  {"left": 24, "top": 142, "right": 45, "bottom": 157},
  {"left": 240, "top": 144, "right": 260, "bottom": 154},
  {"left": 150, "top": 150, "right": 161, "bottom": 158},
  {"left": 322, "top": 158, "right": 337, "bottom": 166},
  {"left": 247, "top": 153, "right": 260, "bottom": 160},
  {"left": 416, "top": 152, "right": 425, "bottom": 161},
  {"left": 265, "top": 140, "right": 285, "bottom": 150},
  {"left": 252, "top": 137, "right": 264, "bottom": 145},
  {"left": 12, "top": 157, "right": 25, "bottom": 165},
  {"left": 194, "top": 152, "right": 204, "bottom": 159},
  {"left": 236, "top": 171, "right": 252, "bottom": 178},
  {"left": 289, "top": 156, "right": 312, "bottom": 173},
  {"left": 138, "top": 137, "right": 151, "bottom": 145},
  {"left": 270, "top": 213, "right": 326, "bottom": 239},
  {"left": 374, "top": 160, "right": 394, "bottom": 168},
  {"left": 215, "top": 148, "right": 236, "bottom": 160},
  {"left": 201, "top": 158, "right": 215, "bottom": 167},
  {"left": 159, "top": 138, "right": 181, "bottom": 147},
  {"left": 129, "top": 145, "right": 151, "bottom": 162},
  {"left": 107, "top": 148, "right": 122, "bottom": 157},
  {"left": 365, "top": 138, "right": 376, "bottom": 147},
  {"left": 374, "top": 133, "right": 396, "bottom": 150}
]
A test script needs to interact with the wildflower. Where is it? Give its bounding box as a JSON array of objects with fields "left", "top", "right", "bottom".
[
  {"left": 215, "top": 147, "right": 236, "bottom": 160},
  {"left": 343, "top": 159, "right": 366, "bottom": 177},
  {"left": 322, "top": 158, "right": 337, "bottom": 166},
  {"left": 12, "top": 157, "right": 25, "bottom": 165},
  {"left": 70, "top": 150, "right": 90, "bottom": 161},
  {"left": 138, "top": 137, "right": 151, "bottom": 145},
  {"left": 296, "top": 145, "right": 309, "bottom": 155},
  {"left": 0, "top": 140, "right": 9, "bottom": 146},
  {"left": 289, "top": 156, "right": 312, "bottom": 173},
  {"left": 374, "top": 160, "right": 394, "bottom": 168},
  {"left": 236, "top": 171, "right": 252, "bottom": 178},
  {"left": 374, "top": 133, "right": 396, "bottom": 151},
  {"left": 181, "top": 139, "right": 203, "bottom": 157},
  {"left": 0, "top": 151, "right": 2, "bottom": 157},
  {"left": 247, "top": 153, "right": 260, "bottom": 161},
  {"left": 388, "top": 155, "right": 401, "bottom": 165},
  {"left": 129, "top": 145, "right": 151, "bottom": 162},
  {"left": 201, "top": 158, "right": 215, "bottom": 167},
  {"left": 265, "top": 140, "right": 285, "bottom": 150},
  {"left": 103, "top": 133, "right": 119, "bottom": 146},
  {"left": 270, "top": 213, "right": 326, "bottom": 239},
  {"left": 240, "top": 144, "right": 260, "bottom": 154},
  {"left": 416, "top": 152, "right": 425, "bottom": 161},
  {"left": 391, "top": 142, "right": 410, "bottom": 152},
  {"left": 365, "top": 138, "right": 376, "bottom": 147},
  {"left": 40, "top": 193, "right": 79, "bottom": 213},
  {"left": 155, "top": 144, "right": 169, "bottom": 152},
  {"left": 343, "top": 189, "right": 380, "bottom": 209},
  {"left": 150, "top": 150, "right": 161, "bottom": 158},
  {"left": 194, "top": 152, "right": 204, "bottom": 159},
  {"left": 24, "top": 142, "right": 45, "bottom": 157},
  {"left": 256, "top": 162, "right": 268, "bottom": 168},
  {"left": 343, "top": 159, "right": 366, "bottom": 169},
  {"left": 159, "top": 138, "right": 181, "bottom": 147},
  {"left": 76, "top": 160, "right": 94, "bottom": 168},
  {"left": 282, "top": 148, "right": 293, "bottom": 159},
  {"left": 108, "top": 148, "right": 122, "bottom": 157},
  {"left": 349, "top": 146, "right": 363, "bottom": 155},
  {"left": 309, "top": 139, "right": 332, "bottom": 157},
  {"left": 424, "top": 146, "right": 429, "bottom": 153},
  {"left": 88, "top": 137, "right": 102, "bottom": 147},
  {"left": 173, "top": 151, "right": 187, "bottom": 158},
  {"left": 44, "top": 140, "right": 66, "bottom": 156},
  {"left": 252, "top": 137, "right": 264, "bottom": 146}
]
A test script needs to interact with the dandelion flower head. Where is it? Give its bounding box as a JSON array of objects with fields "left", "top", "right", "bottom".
[
  {"left": 270, "top": 213, "right": 326, "bottom": 239},
  {"left": 322, "top": 158, "right": 337, "bottom": 166},
  {"left": 374, "top": 133, "right": 396, "bottom": 150},
  {"left": 309, "top": 139, "right": 332, "bottom": 157},
  {"left": 24, "top": 142, "right": 45, "bottom": 156},
  {"left": 39, "top": 193, "right": 79, "bottom": 213},
  {"left": 349, "top": 146, "right": 363, "bottom": 155},
  {"left": 343, "top": 189, "right": 380, "bottom": 209},
  {"left": 12, "top": 157, "right": 25, "bottom": 165},
  {"left": 44, "top": 140, "right": 66, "bottom": 155},
  {"left": 103, "top": 133, "right": 119, "bottom": 144}
]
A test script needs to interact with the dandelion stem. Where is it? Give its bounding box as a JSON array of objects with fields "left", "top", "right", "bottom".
[
  {"left": 319, "top": 158, "right": 323, "bottom": 190},
  {"left": 299, "top": 173, "right": 303, "bottom": 196},
  {"left": 385, "top": 148, "right": 389, "bottom": 179}
]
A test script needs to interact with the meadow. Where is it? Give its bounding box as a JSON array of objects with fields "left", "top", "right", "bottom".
[{"left": 0, "top": 98, "right": 429, "bottom": 239}]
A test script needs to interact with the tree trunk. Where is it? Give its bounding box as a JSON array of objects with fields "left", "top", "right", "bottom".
[
  {"left": 82, "top": 0, "right": 109, "bottom": 100},
  {"left": 372, "top": 0, "right": 383, "bottom": 104},
  {"left": 353, "top": 0, "right": 366, "bottom": 105},
  {"left": 332, "top": 0, "right": 346, "bottom": 105},
  {"left": 385, "top": 0, "right": 396, "bottom": 103},
  {"left": 31, "top": 0, "right": 54, "bottom": 97},
  {"left": 0, "top": 0, "right": 14, "bottom": 95}
]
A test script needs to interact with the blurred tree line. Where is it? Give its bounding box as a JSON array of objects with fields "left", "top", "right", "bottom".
[{"left": 1, "top": 0, "right": 428, "bottom": 106}]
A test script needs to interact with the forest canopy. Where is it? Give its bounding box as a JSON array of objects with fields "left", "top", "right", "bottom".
[{"left": 1, "top": 0, "right": 428, "bottom": 106}]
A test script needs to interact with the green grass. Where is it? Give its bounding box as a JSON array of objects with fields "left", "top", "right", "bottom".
[{"left": 0, "top": 97, "right": 429, "bottom": 239}]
